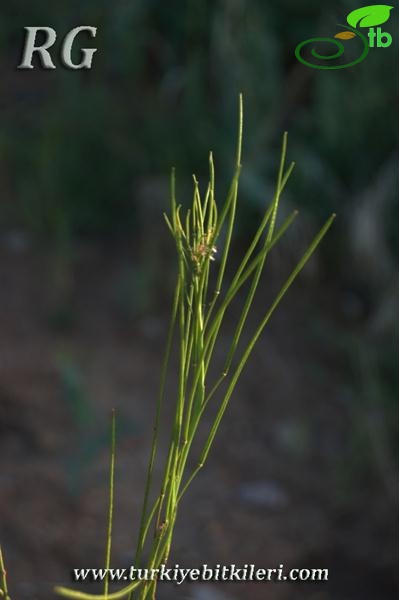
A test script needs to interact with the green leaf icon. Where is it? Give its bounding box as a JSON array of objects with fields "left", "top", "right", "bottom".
[{"left": 347, "top": 5, "right": 393, "bottom": 28}]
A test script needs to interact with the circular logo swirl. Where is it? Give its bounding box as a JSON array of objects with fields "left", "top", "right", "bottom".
[{"left": 295, "top": 24, "right": 369, "bottom": 69}]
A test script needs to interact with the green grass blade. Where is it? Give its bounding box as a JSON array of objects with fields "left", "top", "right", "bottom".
[{"left": 104, "top": 410, "right": 116, "bottom": 598}]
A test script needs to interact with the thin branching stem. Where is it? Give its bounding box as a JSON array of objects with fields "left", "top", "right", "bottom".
[{"left": 55, "top": 96, "right": 335, "bottom": 600}]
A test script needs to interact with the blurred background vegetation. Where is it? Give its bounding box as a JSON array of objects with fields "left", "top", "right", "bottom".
[
  {"left": 1, "top": 0, "right": 397, "bottom": 234},
  {"left": 1, "top": 1, "right": 399, "bottom": 599}
]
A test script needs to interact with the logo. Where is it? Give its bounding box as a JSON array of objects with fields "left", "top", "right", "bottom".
[
  {"left": 18, "top": 26, "right": 98, "bottom": 70},
  {"left": 295, "top": 5, "right": 393, "bottom": 69}
]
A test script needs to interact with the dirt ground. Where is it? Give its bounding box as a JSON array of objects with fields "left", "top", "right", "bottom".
[{"left": 0, "top": 238, "right": 398, "bottom": 600}]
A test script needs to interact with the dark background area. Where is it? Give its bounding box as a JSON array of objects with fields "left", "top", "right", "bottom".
[{"left": 1, "top": 1, "right": 399, "bottom": 599}]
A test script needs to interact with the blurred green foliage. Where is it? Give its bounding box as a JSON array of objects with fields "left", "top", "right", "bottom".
[{"left": 1, "top": 0, "right": 398, "bottom": 240}]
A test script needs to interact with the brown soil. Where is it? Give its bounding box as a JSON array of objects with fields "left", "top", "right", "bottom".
[{"left": 0, "top": 239, "right": 398, "bottom": 600}]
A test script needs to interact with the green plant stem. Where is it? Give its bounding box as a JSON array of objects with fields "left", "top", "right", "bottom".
[
  {"left": 179, "top": 213, "right": 336, "bottom": 500},
  {"left": 54, "top": 95, "right": 335, "bottom": 600},
  {"left": 104, "top": 410, "right": 116, "bottom": 598},
  {"left": 0, "top": 547, "right": 10, "bottom": 600},
  {"left": 132, "top": 276, "right": 180, "bottom": 578}
]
